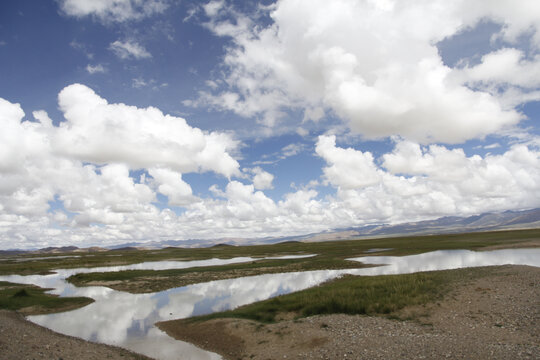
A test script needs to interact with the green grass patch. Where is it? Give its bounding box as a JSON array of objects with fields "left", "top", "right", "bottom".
[
  {"left": 0, "top": 281, "right": 94, "bottom": 315},
  {"left": 189, "top": 267, "right": 490, "bottom": 323},
  {"left": 66, "top": 256, "right": 369, "bottom": 293}
]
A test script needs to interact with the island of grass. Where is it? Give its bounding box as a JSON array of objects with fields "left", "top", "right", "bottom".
[
  {"left": 163, "top": 266, "right": 491, "bottom": 324},
  {"left": 0, "top": 281, "right": 93, "bottom": 315}
]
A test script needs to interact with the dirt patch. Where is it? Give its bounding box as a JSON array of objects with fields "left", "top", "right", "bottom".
[
  {"left": 480, "top": 239, "right": 540, "bottom": 251},
  {"left": 17, "top": 301, "right": 94, "bottom": 316},
  {"left": 0, "top": 310, "right": 151, "bottom": 360},
  {"left": 158, "top": 265, "right": 540, "bottom": 360},
  {"left": 159, "top": 319, "right": 246, "bottom": 359}
]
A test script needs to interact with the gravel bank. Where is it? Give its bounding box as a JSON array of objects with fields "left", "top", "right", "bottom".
[
  {"left": 0, "top": 310, "right": 152, "bottom": 360},
  {"left": 158, "top": 265, "right": 540, "bottom": 360}
]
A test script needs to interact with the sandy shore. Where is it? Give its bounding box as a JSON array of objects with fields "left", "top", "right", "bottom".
[{"left": 158, "top": 265, "right": 540, "bottom": 360}]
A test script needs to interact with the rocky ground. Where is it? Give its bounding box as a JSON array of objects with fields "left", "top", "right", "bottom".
[
  {"left": 0, "top": 310, "right": 151, "bottom": 360},
  {"left": 158, "top": 265, "right": 540, "bottom": 360}
]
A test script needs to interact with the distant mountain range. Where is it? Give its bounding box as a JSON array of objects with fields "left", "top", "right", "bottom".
[
  {"left": 287, "top": 208, "right": 540, "bottom": 243},
  {"left": 2, "top": 208, "right": 539, "bottom": 254}
]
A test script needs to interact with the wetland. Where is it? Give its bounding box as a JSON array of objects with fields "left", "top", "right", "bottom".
[{"left": 0, "top": 229, "right": 539, "bottom": 359}]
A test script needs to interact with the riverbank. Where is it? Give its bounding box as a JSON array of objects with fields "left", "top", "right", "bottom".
[
  {"left": 0, "top": 310, "right": 152, "bottom": 360},
  {"left": 158, "top": 265, "right": 539, "bottom": 360}
]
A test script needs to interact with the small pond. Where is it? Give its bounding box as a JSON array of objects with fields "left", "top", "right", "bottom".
[{"left": 0, "top": 249, "right": 538, "bottom": 360}]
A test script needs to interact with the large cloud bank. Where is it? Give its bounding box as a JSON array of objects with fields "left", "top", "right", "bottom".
[
  {"left": 1, "top": 86, "right": 539, "bottom": 249},
  {"left": 0, "top": 85, "right": 241, "bottom": 248},
  {"left": 1, "top": 0, "right": 540, "bottom": 249},
  {"left": 194, "top": 0, "right": 540, "bottom": 142}
]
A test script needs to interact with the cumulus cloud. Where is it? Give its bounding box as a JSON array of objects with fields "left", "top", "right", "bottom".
[
  {"left": 317, "top": 135, "right": 540, "bottom": 222},
  {"left": 58, "top": 0, "right": 168, "bottom": 23},
  {"left": 166, "top": 133, "right": 540, "bottom": 239},
  {"left": 148, "top": 168, "right": 197, "bottom": 206},
  {"left": 458, "top": 49, "right": 540, "bottom": 88},
  {"left": 55, "top": 84, "right": 240, "bottom": 177},
  {"left": 454, "top": 48, "right": 540, "bottom": 107},
  {"left": 0, "top": 85, "right": 242, "bottom": 249},
  {"left": 2, "top": 1, "right": 540, "bottom": 249},
  {"left": 109, "top": 40, "right": 152, "bottom": 60},
  {"left": 249, "top": 167, "right": 274, "bottom": 190},
  {"left": 181, "top": 181, "right": 279, "bottom": 235},
  {"left": 63, "top": 163, "right": 156, "bottom": 225},
  {"left": 192, "top": 0, "right": 540, "bottom": 143},
  {"left": 316, "top": 136, "right": 382, "bottom": 189},
  {"left": 140, "top": 135, "right": 539, "bottom": 242},
  {"left": 1, "top": 103, "right": 539, "bottom": 248}
]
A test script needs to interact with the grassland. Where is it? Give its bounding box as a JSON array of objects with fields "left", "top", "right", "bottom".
[
  {"left": 185, "top": 266, "right": 492, "bottom": 324},
  {"left": 1, "top": 229, "right": 537, "bottom": 360},
  {"left": 1, "top": 229, "right": 538, "bottom": 277},
  {"left": 63, "top": 228, "right": 540, "bottom": 293},
  {"left": 0, "top": 281, "right": 93, "bottom": 315},
  {"left": 0, "top": 228, "right": 538, "bottom": 310}
]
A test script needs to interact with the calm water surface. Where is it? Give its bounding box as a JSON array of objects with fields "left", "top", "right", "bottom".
[{"left": 0, "top": 249, "right": 538, "bottom": 360}]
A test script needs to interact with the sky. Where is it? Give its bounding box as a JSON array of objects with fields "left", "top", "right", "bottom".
[{"left": 1, "top": 0, "right": 540, "bottom": 250}]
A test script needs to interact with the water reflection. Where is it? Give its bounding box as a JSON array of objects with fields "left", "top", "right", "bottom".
[
  {"left": 348, "top": 248, "right": 540, "bottom": 275},
  {"left": 0, "top": 249, "right": 538, "bottom": 360}
]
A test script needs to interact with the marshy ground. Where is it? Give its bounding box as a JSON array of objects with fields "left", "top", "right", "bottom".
[{"left": 0, "top": 229, "right": 539, "bottom": 359}]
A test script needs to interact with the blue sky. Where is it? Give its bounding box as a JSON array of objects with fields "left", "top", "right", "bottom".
[{"left": 1, "top": 0, "right": 539, "bottom": 249}]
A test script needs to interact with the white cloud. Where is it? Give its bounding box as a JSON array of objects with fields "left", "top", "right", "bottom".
[
  {"left": 2, "top": 0, "right": 540, "bottom": 249},
  {"left": 0, "top": 85, "right": 243, "bottom": 249},
  {"left": 180, "top": 181, "right": 279, "bottom": 235},
  {"left": 317, "top": 135, "right": 540, "bottom": 223},
  {"left": 203, "top": 0, "right": 225, "bottom": 18},
  {"left": 86, "top": 64, "right": 106, "bottom": 74},
  {"left": 253, "top": 143, "right": 306, "bottom": 165},
  {"left": 58, "top": 0, "right": 168, "bottom": 23},
  {"left": 458, "top": 49, "right": 540, "bottom": 88},
  {"left": 483, "top": 143, "right": 501, "bottom": 150},
  {"left": 109, "top": 40, "right": 152, "bottom": 60},
  {"left": 142, "top": 135, "right": 540, "bottom": 243},
  {"left": 1, "top": 105, "right": 539, "bottom": 248},
  {"left": 55, "top": 84, "right": 240, "bottom": 177},
  {"left": 193, "top": 0, "right": 540, "bottom": 143},
  {"left": 132, "top": 77, "right": 148, "bottom": 88},
  {"left": 249, "top": 167, "right": 274, "bottom": 190},
  {"left": 62, "top": 163, "right": 156, "bottom": 226},
  {"left": 281, "top": 143, "right": 305, "bottom": 159},
  {"left": 315, "top": 135, "right": 381, "bottom": 189},
  {"left": 454, "top": 48, "right": 540, "bottom": 107},
  {"left": 148, "top": 168, "right": 197, "bottom": 206}
]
